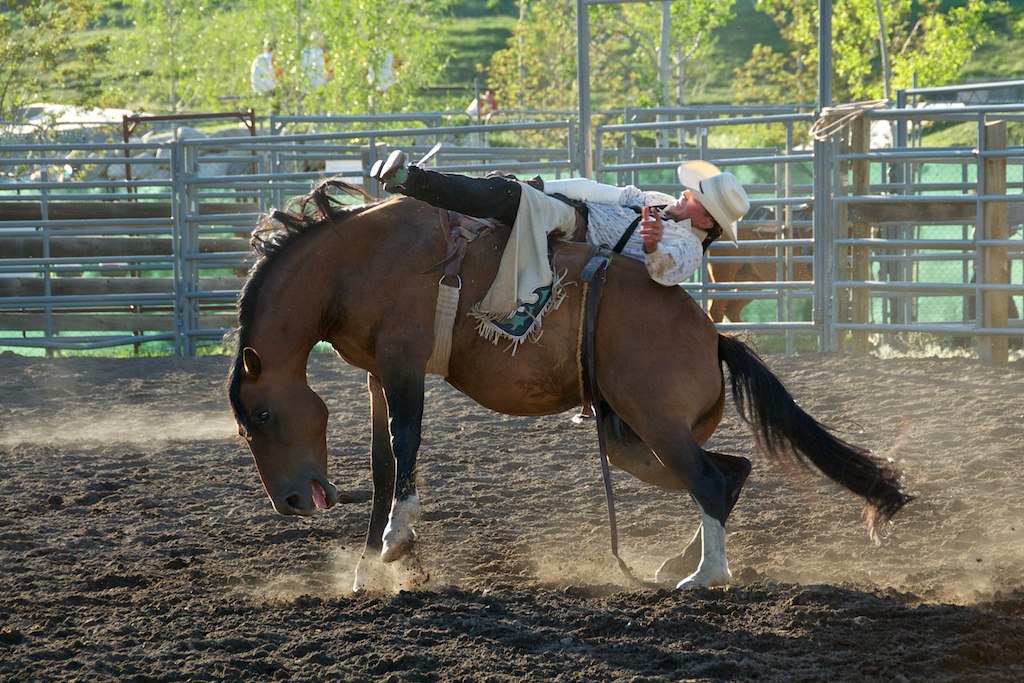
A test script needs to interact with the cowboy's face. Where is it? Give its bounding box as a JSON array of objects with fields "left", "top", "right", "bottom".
[{"left": 664, "top": 190, "right": 716, "bottom": 232}]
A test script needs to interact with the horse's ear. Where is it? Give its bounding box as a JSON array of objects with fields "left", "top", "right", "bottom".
[{"left": 241, "top": 347, "right": 262, "bottom": 380}]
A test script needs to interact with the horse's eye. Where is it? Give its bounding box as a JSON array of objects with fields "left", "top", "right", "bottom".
[{"left": 255, "top": 410, "right": 271, "bottom": 425}]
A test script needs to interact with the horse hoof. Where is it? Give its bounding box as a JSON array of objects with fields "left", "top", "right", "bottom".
[
  {"left": 381, "top": 494, "right": 419, "bottom": 563},
  {"left": 675, "top": 569, "right": 731, "bottom": 590},
  {"left": 381, "top": 528, "right": 415, "bottom": 563}
]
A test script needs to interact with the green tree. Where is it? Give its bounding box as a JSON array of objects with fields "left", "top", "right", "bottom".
[
  {"left": 734, "top": 0, "right": 1013, "bottom": 104},
  {"left": 487, "top": 0, "right": 735, "bottom": 113},
  {"left": 0, "top": 0, "right": 108, "bottom": 120},
  {"left": 111, "top": 0, "right": 208, "bottom": 112},
  {"left": 288, "top": 0, "right": 453, "bottom": 115},
  {"left": 107, "top": 0, "right": 452, "bottom": 116}
]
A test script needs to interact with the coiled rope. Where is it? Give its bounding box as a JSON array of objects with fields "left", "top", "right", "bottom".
[{"left": 809, "top": 99, "right": 889, "bottom": 141}]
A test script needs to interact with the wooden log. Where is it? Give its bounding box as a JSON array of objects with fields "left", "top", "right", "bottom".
[
  {"left": 197, "top": 314, "right": 239, "bottom": 330},
  {"left": 849, "top": 199, "right": 1024, "bottom": 225},
  {"left": 834, "top": 132, "right": 850, "bottom": 343},
  {"left": 0, "top": 312, "right": 174, "bottom": 331},
  {"left": 0, "top": 312, "right": 237, "bottom": 332},
  {"left": 0, "top": 201, "right": 258, "bottom": 221},
  {"left": 980, "top": 121, "right": 1009, "bottom": 363},
  {"left": 850, "top": 117, "right": 871, "bottom": 354},
  {"left": 0, "top": 236, "right": 250, "bottom": 259},
  {"left": 0, "top": 276, "right": 245, "bottom": 297}
]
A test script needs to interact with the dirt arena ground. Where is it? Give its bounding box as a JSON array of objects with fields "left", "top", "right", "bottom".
[{"left": 1, "top": 348, "right": 1023, "bottom": 681}]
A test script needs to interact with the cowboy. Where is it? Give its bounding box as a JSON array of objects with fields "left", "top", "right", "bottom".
[{"left": 371, "top": 151, "right": 749, "bottom": 326}]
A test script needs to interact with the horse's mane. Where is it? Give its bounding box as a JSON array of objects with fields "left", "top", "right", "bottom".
[{"left": 227, "top": 178, "right": 380, "bottom": 434}]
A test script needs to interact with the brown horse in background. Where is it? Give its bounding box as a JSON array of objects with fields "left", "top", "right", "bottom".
[
  {"left": 227, "top": 179, "right": 911, "bottom": 592},
  {"left": 708, "top": 206, "right": 812, "bottom": 323}
]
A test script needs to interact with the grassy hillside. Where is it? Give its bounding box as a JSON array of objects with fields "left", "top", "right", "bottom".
[
  {"left": 37, "top": 0, "right": 1024, "bottom": 113},
  {"left": 441, "top": 14, "right": 517, "bottom": 88},
  {"left": 440, "top": 0, "right": 785, "bottom": 100},
  {"left": 960, "top": 4, "right": 1024, "bottom": 83},
  {"left": 444, "top": 0, "right": 1022, "bottom": 104},
  {"left": 702, "top": 0, "right": 785, "bottom": 102}
]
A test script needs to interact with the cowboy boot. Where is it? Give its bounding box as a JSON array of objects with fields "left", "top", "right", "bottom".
[
  {"left": 372, "top": 149, "right": 521, "bottom": 227},
  {"left": 370, "top": 149, "right": 409, "bottom": 191}
]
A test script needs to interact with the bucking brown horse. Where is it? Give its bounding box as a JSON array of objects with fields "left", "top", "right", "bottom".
[{"left": 227, "top": 179, "right": 911, "bottom": 592}]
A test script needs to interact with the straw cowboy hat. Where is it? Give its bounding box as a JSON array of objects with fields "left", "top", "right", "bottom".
[{"left": 677, "top": 160, "right": 749, "bottom": 243}]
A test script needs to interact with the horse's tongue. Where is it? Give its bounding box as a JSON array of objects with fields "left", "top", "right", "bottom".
[{"left": 311, "top": 480, "right": 328, "bottom": 509}]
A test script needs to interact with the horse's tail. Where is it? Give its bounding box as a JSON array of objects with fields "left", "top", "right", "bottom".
[{"left": 717, "top": 334, "right": 913, "bottom": 540}]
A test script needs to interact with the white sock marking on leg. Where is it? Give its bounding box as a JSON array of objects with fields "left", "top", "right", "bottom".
[
  {"left": 676, "top": 503, "right": 732, "bottom": 589},
  {"left": 381, "top": 494, "right": 420, "bottom": 562}
]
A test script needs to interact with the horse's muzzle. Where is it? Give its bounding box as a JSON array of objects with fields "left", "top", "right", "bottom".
[{"left": 275, "top": 477, "right": 340, "bottom": 516}]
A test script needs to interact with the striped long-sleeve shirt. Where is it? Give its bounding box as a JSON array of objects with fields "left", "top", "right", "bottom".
[{"left": 579, "top": 184, "right": 705, "bottom": 286}]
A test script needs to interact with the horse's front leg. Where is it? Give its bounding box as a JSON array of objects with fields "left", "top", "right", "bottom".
[
  {"left": 353, "top": 373, "right": 397, "bottom": 591},
  {"left": 377, "top": 367, "right": 425, "bottom": 564}
]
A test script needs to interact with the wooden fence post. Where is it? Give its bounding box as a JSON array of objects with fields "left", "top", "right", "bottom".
[
  {"left": 979, "top": 120, "right": 1009, "bottom": 363},
  {"left": 849, "top": 116, "right": 872, "bottom": 353},
  {"left": 834, "top": 132, "right": 849, "bottom": 349}
]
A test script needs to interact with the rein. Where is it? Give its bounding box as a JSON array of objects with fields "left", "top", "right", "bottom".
[
  {"left": 426, "top": 205, "right": 664, "bottom": 587},
  {"left": 612, "top": 214, "right": 643, "bottom": 253},
  {"left": 578, "top": 244, "right": 659, "bottom": 589},
  {"left": 610, "top": 204, "right": 669, "bottom": 254}
]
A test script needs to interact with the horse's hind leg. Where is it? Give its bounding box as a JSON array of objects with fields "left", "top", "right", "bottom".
[{"left": 655, "top": 451, "right": 751, "bottom": 585}]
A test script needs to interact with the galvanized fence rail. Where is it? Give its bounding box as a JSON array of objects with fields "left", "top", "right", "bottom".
[
  {"left": 1, "top": 106, "right": 1022, "bottom": 359},
  {"left": 593, "top": 104, "right": 1024, "bottom": 358},
  {"left": 832, "top": 105, "right": 1024, "bottom": 361}
]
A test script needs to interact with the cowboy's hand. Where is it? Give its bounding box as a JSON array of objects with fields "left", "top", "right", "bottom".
[{"left": 639, "top": 207, "right": 664, "bottom": 253}]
